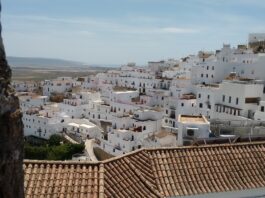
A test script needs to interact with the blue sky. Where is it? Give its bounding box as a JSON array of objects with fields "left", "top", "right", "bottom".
[{"left": 2, "top": 0, "right": 265, "bottom": 65}]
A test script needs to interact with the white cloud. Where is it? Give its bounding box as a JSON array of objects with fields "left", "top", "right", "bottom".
[
  {"left": 4, "top": 14, "right": 200, "bottom": 35},
  {"left": 160, "top": 27, "right": 199, "bottom": 33}
]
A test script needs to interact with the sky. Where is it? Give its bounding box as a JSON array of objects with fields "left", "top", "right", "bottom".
[{"left": 2, "top": 0, "right": 265, "bottom": 65}]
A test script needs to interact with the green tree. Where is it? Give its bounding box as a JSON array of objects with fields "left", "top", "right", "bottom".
[
  {"left": 24, "top": 144, "right": 48, "bottom": 160},
  {"left": 48, "top": 134, "right": 63, "bottom": 146}
]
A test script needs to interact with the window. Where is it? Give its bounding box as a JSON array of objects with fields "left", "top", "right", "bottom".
[
  {"left": 207, "top": 95, "right": 210, "bottom": 99},
  {"left": 229, "top": 96, "right": 232, "bottom": 103},
  {"left": 211, "top": 74, "right": 214, "bottom": 78},
  {"left": 207, "top": 66, "right": 209, "bottom": 70},
  {"left": 201, "top": 74, "right": 203, "bottom": 78},
  {"left": 222, "top": 95, "right": 225, "bottom": 102},
  {"left": 206, "top": 74, "right": 208, "bottom": 78},
  {"left": 199, "top": 103, "right": 203, "bottom": 108},
  {"left": 208, "top": 105, "right": 211, "bottom": 109},
  {"left": 198, "top": 93, "right": 201, "bottom": 98},
  {"left": 261, "top": 106, "right": 265, "bottom": 112},
  {"left": 143, "top": 126, "right": 146, "bottom": 130},
  {"left": 181, "top": 103, "right": 184, "bottom": 107},
  {"left": 212, "top": 66, "right": 214, "bottom": 70},
  {"left": 187, "top": 129, "right": 195, "bottom": 136},
  {"left": 236, "top": 97, "right": 239, "bottom": 105}
]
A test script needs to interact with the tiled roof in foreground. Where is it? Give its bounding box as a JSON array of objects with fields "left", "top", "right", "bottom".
[{"left": 24, "top": 142, "right": 265, "bottom": 198}]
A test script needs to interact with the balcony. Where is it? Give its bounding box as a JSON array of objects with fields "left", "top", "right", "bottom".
[{"left": 215, "top": 104, "right": 242, "bottom": 116}]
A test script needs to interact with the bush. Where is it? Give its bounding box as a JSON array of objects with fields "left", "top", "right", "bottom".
[
  {"left": 24, "top": 144, "right": 48, "bottom": 160},
  {"left": 48, "top": 134, "right": 63, "bottom": 146},
  {"left": 24, "top": 137, "right": 85, "bottom": 160}
]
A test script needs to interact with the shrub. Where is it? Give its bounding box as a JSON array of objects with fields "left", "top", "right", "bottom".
[{"left": 48, "top": 134, "right": 63, "bottom": 146}]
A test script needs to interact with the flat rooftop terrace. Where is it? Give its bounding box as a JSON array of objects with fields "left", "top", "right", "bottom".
[{"left": 179, "top": 115, "right": 208, "bottom": 124}]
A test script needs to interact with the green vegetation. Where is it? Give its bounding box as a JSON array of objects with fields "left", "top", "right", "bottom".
[
  {"left": 48, "top": 134, "right": 62, "bottom": 146},
  {"left": 24, "top": 134, "right": 85, "bottom": 160}
]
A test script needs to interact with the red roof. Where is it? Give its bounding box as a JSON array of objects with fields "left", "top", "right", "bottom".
[{"left": 24, "top": 141, "right": 265, "bottom": 197}]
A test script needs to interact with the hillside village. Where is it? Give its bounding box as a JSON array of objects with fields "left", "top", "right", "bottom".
[{"left": 14, "top": 33, "right": 265, "bottom": 158}]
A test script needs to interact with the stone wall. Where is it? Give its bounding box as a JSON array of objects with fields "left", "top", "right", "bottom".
[{"left": 0, "top": 2, "right": 24, "bottom": 198}]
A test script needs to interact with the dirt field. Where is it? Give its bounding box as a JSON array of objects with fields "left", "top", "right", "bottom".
[{"left": 11, "top": 67, "right": 111, "bottom": 81}]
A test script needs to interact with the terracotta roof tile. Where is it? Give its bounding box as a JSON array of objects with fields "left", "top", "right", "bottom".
[{"left": 24, "top": 142, "right": 265, "bottom": 197}]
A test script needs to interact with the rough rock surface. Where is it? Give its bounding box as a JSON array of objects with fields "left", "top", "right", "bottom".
[{"left": 0, "top": 2, "right": 24, "bottom": 198}]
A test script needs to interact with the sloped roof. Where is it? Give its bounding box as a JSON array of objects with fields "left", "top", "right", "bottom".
[{"left": 24, "top": 142, "right": 265, "bottom": 198}]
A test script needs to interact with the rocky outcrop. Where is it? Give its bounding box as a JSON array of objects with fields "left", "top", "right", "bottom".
[{"left": 0, "top": 2, "right": 24, "bottom": 198}]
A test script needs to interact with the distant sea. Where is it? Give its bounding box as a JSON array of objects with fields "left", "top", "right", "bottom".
[{"left": 7, "top": 56, "right": 119, "bottom": 69}]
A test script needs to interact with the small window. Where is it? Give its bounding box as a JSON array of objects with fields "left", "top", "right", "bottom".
[
  {"left": 198, "top": 93, "right": 201, "bottom": 98},
  {"left": 206, "top": 74, "right": 208, "bottom": 78},
  {"left": 207, "top": 95, "right": 210, "bottom": 99},
  {"left": 201, "top": 74, "right": 204, "bottom": 78},
  {"left": 181, "top": 103, "right": 184, "bottom": 107},
  {"left": 212, "top": 66, "right": 214, "bottom": 70},
  {"left": 207, "top": 66, "right": 209, "bottom": 70},
  {"left": 143, "top": 126, "right": 146, "bottom": 130},
  {"left": 261, "top": 106, "right": 264, "bottom": 112},
  {"left": 222, "top": 95, "right": 225, "bottom": 102},
  {"left": 187, "top": 129, "right": 194, "bottom": 136},
  {"left": 199, "top": 103, "right": 203, "bottom": 108},
  {"left": 229, "top": 96, "right": 232, "bottom": 103},
  {"left": 236, "top": 97, "right": 239, "bottom": 105}
]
